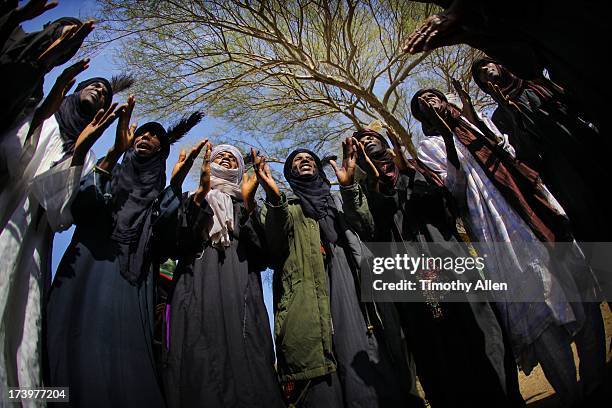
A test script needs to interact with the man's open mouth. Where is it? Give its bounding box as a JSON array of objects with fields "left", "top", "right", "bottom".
[
  {"left": 364, "top": 141, "right": 378, "bottom": 153},
  {"left": 135, "top": 140, "right": 153, "bottom": 151}
]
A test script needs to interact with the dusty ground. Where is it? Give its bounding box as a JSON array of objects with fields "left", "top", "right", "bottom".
[
  {"left": 416, "top": 304, "right": 612, "bottom": 407},
  {"left": 520, "top": 303, "right": 612, "bottom": 407}
]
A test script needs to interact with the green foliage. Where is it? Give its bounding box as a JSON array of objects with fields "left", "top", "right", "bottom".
[{"left": 93, "top": 0, "right": 489, "bottom": 158}]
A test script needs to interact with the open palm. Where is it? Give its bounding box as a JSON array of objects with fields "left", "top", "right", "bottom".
[
  {"left": 113, "top": 95, "right": 137, "bottom": 155},
  {"left": 253, "top": 149, "right": 280, "bottom": 201},
  {"left": 330, "top": 137, "right": 357, "bottom": 186}
]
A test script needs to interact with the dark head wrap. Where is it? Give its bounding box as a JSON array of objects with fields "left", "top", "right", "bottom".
[
  {"left": 353, "top": 128, "right": 445, "bottom": 188},
  {"left": 111, "top": 113, "right": 202, "bottom": 284},
  {"left": 411, "top": 88, "right": 446, "bottom": 124},
  {"left": 412, "top": 87, "right": 570, "bottom": 244},
  {"left": 410, "top": 89, "right": 462, "bottom": 136},
  {"left": 471, "top": 57, "right": 525, "bottom": 101},
  {"left": 353, "top": 128, "right": 399, "bottom": 186},
  {"left": 73, "top": 77, "right": 113, "bottom": 110},
  {"left": 471, "top": 57, "right": 563, "bottom": 106},
  {"left": 0, "top": 17, "right": 82, "bottom": 130},
  {"left": 135, "top": 111, "right": 204, "bottom": 153},
  {"left": 284, "top": 148, "right": 338, "bottom": 244},
  {"left": 54, "top": 77, "right": 113, "bottom": 154},
  {"left": 353, "top": 128, "right": 389, "bottom": 149},
  {"left": 134, "top": 122, "right": 168, "bottom": 151}
]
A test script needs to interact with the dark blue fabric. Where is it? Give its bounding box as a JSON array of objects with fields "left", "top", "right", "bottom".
[{"left": 46, "top": 170, "right": 168, "bottom": 407}]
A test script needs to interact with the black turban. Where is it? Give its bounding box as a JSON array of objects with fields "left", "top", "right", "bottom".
[
  {"left": 284, "top": 148, "right": 338, "bottom": 244},
  {"left": 54, "top": 77, "right": 113, "bottom": 154}
]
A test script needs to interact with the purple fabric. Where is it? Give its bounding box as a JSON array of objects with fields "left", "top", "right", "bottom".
[{"left": 165, "top": 304, "right": 171, "bottom": 351}]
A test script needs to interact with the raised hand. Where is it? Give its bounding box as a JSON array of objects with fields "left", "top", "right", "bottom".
[
  {"left": 241, "top": 171, "right": 259, "bottom": 201},
  {"left": 451, "top": 78, "right": 469, "bottom": 103},
  {"left": 112, "top": 95, "right": 137, "bottom": 156},
  {"left": 252, "top": 149, "right": 280, "bottom": 203},
  {"left": 355, "top": 139, "right": 380, "bottom": 180},
  {"left": 95, "top": 95, "right": 137, "bottom": 173},
  {"left": 170, "top": 139, "right": 208, "bottom": 190},
  {"left": 489, "top": 82, "right": 526, "bottom": 118},
  {"left": 71, "top": 102, "right": 119, "bottom": 167},
  {"left": 330, "top": 137, "right": 357, "bottom": 186},
  {"left": 488, "top": 82, "right": 512, "bottom": 106},
  {"left": 193, "top": 141, "right": 213, "bottom": 205},
  {"left": 44, "top": 58, "right": 89, "bottom": 115},
  {"left": 241, "top": 155, "right": 259, "bottom": 213},
  {"left": 382, "top": 124, "right": 409, "bottom": 171},
  {"left": 28, "top": 58, "right": 89, "bottom": 137},
  {"left": 10, "top": 0, "right": 58, "bottom": 24},
  {"left": 451, "top": 77, "right": 479, "bottom": 126},
  {"left": 38, "top": 20, "right": 94, "bottom": 68},
  {"left": 402, "top": 13, "right": 461, "bottom": 54}
]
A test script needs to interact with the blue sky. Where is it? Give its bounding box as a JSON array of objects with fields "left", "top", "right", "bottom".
[{"left": 21, "top": 0, "right": 275, "bottom": 333}]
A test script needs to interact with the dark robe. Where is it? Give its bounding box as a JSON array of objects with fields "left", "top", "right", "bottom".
[
  {"left": 324, "top": 208, "right": 421, "bottom": 408},
  {"left": 428, "top": 0, "right": 609, "bottom": 132},
  {"left": 350, "top": 169, "right": 524, "bottom": 408},
  {"left": 45, "top": 170, "right": 166, "bottom": 408},
  {"left": 275, "top": 147, "right": 422, "bottom": 407},
  {"left": 271, "top": 195, "right": 422, "bottom": 408},
  {"left": 159, "top": 193, "right": 284, "bottom": 408},
  {"left": 491, "top": 89, "right": 608, "bottom": 242}
]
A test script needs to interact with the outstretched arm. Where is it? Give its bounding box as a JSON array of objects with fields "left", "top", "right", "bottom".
[
  {"left": 402, "top": 0, "right": 470, "bottom": 54},
  {"left": 331, "top": 136, "right": 375, "bottom": 239},
  {"left": 1, "top": 0, "right": 58, "bottom": 50},
  {"left": 28, "top": 59, "right": 89, "bottom": 140},
  {"left": 253, "top": 149, "right": 291, "bottom": 259},
  {"left": 70, "top": 102, "right": 120, "bottom": 167},
  {"left": 154, "top": 139, "right": 213, "bottom": 260},
  {"left": 96, "top": 94, "right": 136, "bottom": 172}
]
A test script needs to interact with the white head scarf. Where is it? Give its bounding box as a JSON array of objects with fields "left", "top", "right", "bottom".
[
  {"left": 209, "top": 144, "right": 245, "bottom": 195},
  {"left": 206, "top": 144, "right": 245, "bottom": 249}
]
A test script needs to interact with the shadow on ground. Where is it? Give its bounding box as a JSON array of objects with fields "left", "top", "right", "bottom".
[{"left": 526, "top": 360, "right": 612, "bottom": 407}]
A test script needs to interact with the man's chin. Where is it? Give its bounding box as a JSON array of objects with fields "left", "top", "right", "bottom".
[{"left": 365, "top": 146, "right": 382, "bottom": 156}]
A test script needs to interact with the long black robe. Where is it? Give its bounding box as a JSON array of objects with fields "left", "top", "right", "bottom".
[
  {"left": 491, "top": 89, "right": 608, "bottom": 242},
  {"left": 349, "top": 170, "right": 523, "bottom": 408},
  {"left": 321, "top": 221, "right": 421, "bottom": 408},
  {"left": 46, "top": 170, "right": 166, "bottom": 408},
  {"left": 159, "top": 193, "right": 284, "bottom": 408}
]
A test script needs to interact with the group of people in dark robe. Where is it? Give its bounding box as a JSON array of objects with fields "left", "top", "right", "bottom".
[
  {"left": 1, "top": 0, "right": 132, "bottom": 402},
  {"left": 402, "top": 3, "right": 611, "bottom": 405},
  {"left": 1, "top": 1, "right": 610, "bottom": 408}
]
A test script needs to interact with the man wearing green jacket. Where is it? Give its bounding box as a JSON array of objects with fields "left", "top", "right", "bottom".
[{"left": 254, "top": 148, "right": 423, "bottom": 408}]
